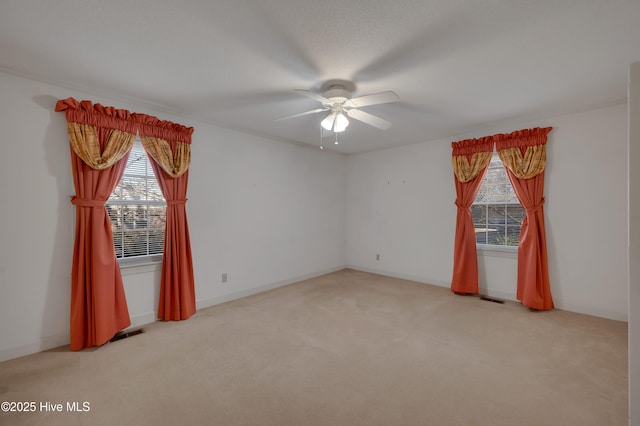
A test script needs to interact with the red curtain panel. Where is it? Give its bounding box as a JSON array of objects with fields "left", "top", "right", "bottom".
[
  {"left": 56, "top": 98, "right": 135, "bottom": 350},
  {"left": 56, "top": 98, "right": 197, "bottom": 349},
  {"left": 450, "top": 137, "right": 494, "bottom": 294},
  {"left": 136, "top": 115, "right": 196, "bottom": 321},
  {"left": 495, "top": 127, "right": 554, "bottom": 310}
]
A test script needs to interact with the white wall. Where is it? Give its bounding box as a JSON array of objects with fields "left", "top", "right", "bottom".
[
  {"left": 628, "top": 61, "right": 640, "bottom": 426},
  {"left": 346, "top": 103, "right": 629, "bottom": 321},
  {"left": 0, "top": 68, "right": 630, "bottom": 363},
  {"left": 0, "top": 71, "right": 346, "bottom": 361}
]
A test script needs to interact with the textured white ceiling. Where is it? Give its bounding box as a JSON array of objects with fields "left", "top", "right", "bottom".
[{"left": 1, "top": 0, "right": 639, "bottom": 153}]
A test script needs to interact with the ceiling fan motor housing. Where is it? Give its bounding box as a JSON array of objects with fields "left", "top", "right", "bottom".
[{"left": 323, "top": 85, "right": 351, "bottom": 104}]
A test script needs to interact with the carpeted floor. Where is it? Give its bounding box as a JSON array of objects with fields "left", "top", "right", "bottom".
[{"left": 0, "top": 269, "right": 628, "bottom": 425}]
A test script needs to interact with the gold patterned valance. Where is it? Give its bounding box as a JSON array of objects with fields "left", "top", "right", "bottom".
[
  {"left": 67, "top": 123, "right": 135, "bottom": 170},
  {"left": 56, "top": 97, "right": 194, "bottom": 176},
  {"left": 451, "top": 136, "right": 494, "bottom": 183},
  {"left": 140, "top": 136, "right": 190, "bottom": 178},
  {"left": 494, "top": 127, "right": 551, "bottom": 179},
  {"left": 497, "top": 145, "right": 545, "bottom": 179}
]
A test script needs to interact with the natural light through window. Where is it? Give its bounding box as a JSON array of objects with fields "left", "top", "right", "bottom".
[
  {"left": 472, "top": 153, "right": 524, "bottom": 247},
  {"left": 106, "top": 140, "right": 165, "bottom": 260}
]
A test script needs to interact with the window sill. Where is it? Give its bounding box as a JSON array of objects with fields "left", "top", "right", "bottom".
[
  {"left": 477, "top": 245, "right": 518, "bottom": 259},
  {"left": 119, "top": 257, "right": 162, "bottom": 276}
]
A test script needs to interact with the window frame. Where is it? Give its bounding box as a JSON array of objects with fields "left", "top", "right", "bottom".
[
  {"left": 472, "top": 152, "right": 522, "bottom": 253},
  {"left": 106, "top": 139, "right": 166, "bottom": 267}
]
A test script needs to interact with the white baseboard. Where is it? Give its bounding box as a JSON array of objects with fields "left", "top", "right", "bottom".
[
  {"left": 347, "top": 266, "right": 627, "bottom": 322},
  {"left": 346, "top": 264, "right": 451, "bottom": 288},
  {"left": 346, "top": 266, "right": 519, "bottom": 303},
  {"left": 5, "top": 264, "right": 622, "bottom": 363},
  {"left": 346, "top": 265, "right": 520, "bottom": 303},
  {"left": 0, "top": 312, "right": 157, "bottom": 363},
  {"left": 146, "top": 277, "right": 629, "bottom": 323},
  {"left": 126, "top": 312, "right": 158, "bottom": 330},
  {"left": 0, "top": 333, "right": 70, "bottom": 363},
  {"left": 196, "top": 265, "right": 347, "bottom": 310},
  {"left": 478, "top": 287, "right": 517, "bottom": 302},
  {"left": 552, "top": 302, "right": 628, "bottom": 322},
  {"left": 478, "top": 288, "right": 627, "bottom": 322},
  {"left": 0, "top": 266, "right": 347, "bottom": 363}
]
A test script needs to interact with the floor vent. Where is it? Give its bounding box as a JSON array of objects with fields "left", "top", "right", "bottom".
[
  {"left": 480, "top": 295, "right": 506, "bottom": 304},
  {"left": 109, "top": 328, "right": 145, "bottom": 342}
]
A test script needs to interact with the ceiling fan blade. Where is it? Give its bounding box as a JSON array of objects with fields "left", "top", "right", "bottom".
[
  {"left": 293, "top": 89, "right": 332, "bottom": 104},
  {"left": 344, "top": 91, "right": 399, "bottom": 108},
  {"left": 346, "top": 109, "right": 392, "bottom": 130},
  {"left": 274, "top": 107, "right": 328, "bottom": 121}
]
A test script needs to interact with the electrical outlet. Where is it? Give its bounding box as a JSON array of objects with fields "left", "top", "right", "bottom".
[
  {"left": 376, "top": 254, "right": 380, "bottom": 261},
  {"left": 221, "top": 273, "right": 228, "bottom": 283}
]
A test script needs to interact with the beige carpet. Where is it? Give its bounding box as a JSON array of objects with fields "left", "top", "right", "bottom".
[{"left": 0, "top": 269, "right": 628, "bottom": 425}]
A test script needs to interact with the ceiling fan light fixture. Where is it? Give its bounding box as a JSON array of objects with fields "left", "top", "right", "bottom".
[
  {"left": 321, "top": 113, "right": 336, "bottom": 131},
  {"left": 280, "top": 81, "right": 400, "bottom": 140},
  {"left": 333, "top": 113, "right": 349, "bottom": 132}
]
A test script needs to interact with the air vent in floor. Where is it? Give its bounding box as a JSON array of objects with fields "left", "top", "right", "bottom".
[
  {"left": 109, "top": 328, "right": 145, "bottom": 342},
  {"left": 479, "top": 295, "right": 505, "bottom": 304}
]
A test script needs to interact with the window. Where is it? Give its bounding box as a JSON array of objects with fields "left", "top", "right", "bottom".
[
  {"left": 106, "top": 140, "right": 165, "bottom": 261},
  {"left": 471, "top": 153, "right": 524, "bottom": 247}
]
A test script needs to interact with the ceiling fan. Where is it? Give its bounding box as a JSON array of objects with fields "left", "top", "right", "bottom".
[{"left": 275, "top": 80, "right": 399, "bottom": 133}]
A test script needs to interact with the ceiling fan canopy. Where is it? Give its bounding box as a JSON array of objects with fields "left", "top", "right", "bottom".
[{"left": 275, "top": 79, "right": 399, "bottom": 134}]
